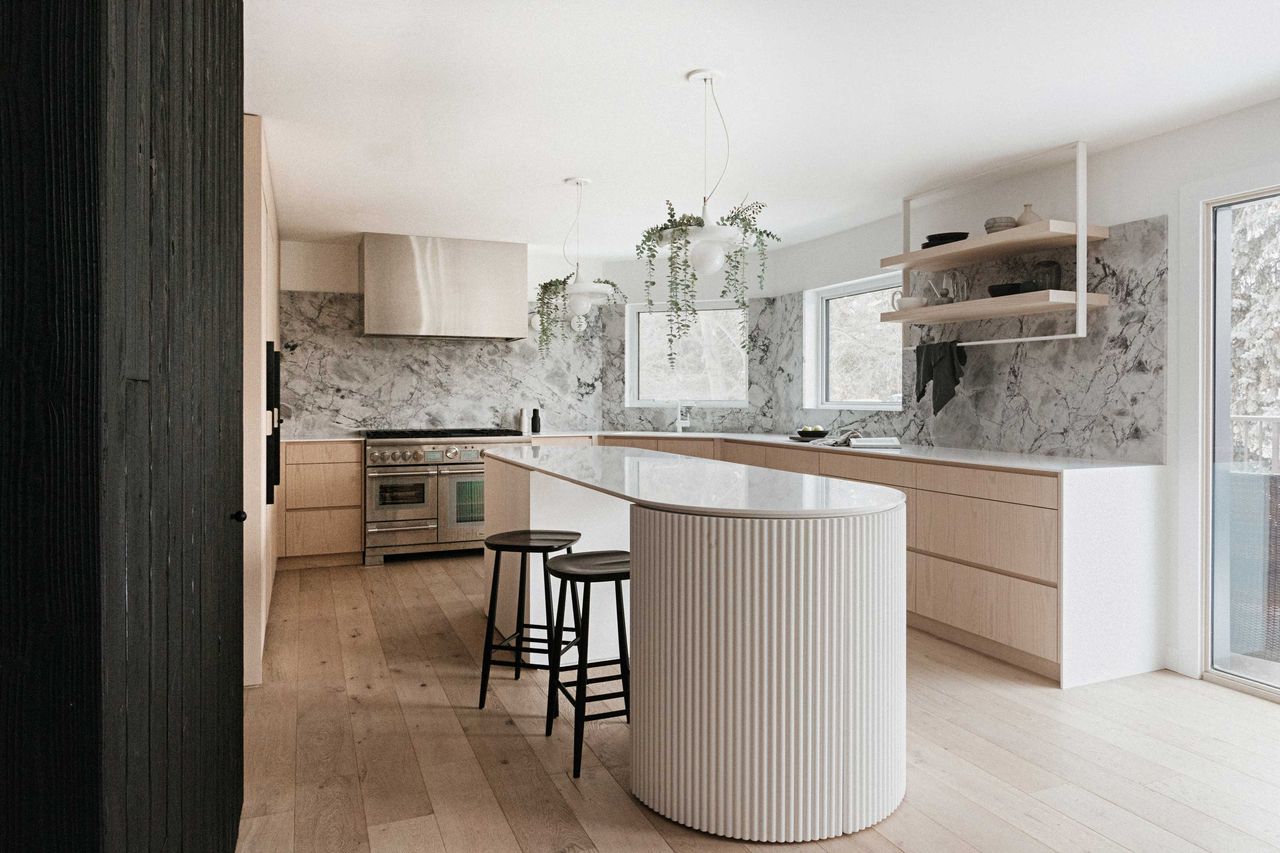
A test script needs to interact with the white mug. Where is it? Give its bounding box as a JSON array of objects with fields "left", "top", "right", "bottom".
[{"left": 892, "top": 292, "right": 927, "bottom": 311}]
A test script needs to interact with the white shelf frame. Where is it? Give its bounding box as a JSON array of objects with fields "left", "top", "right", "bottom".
[{"left": 900, "top": 140, "right": 1090, "bottom": 349}]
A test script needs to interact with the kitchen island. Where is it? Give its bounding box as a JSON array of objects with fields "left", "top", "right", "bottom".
[{"left": 484, "top": 444, "right": 907, "bottom": 843}]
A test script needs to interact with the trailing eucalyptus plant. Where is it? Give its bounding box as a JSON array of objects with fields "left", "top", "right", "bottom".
[
  {"left": 533, "top": 272, "right": 622, "bottom": 355},
  {"left": 718, "top": 200, "right": 780, "bottom": 312},
  {"left": 637, "top": 201, "right": 704, "bottom": 363},
  {"left": 635, "top": 199, "right": 779, "bottom": 362}
]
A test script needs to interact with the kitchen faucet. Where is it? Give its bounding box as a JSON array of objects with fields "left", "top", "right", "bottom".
[{"left": 675, "top": 403, "right": 691, "bottom": 433}]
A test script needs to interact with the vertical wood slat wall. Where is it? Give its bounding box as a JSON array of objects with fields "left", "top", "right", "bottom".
[{"left": 2, "top": 1, "right": 245, "bottom": 850}]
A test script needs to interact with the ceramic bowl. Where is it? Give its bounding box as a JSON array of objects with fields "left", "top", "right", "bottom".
[
  {"left": 796, "top": 428, "right": 829, "bottom": 439},
  {"left": 984, "top": 216, "right": 1018, "bottom": 233}
]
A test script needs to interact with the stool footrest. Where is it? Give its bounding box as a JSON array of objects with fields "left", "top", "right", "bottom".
[{"left": 583, "top": 709, "right": 629, "bottom": 722}]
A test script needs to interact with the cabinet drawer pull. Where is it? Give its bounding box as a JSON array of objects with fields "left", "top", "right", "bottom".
[{"left": 367, "top": 523, "right": 438, "bottom": 533}]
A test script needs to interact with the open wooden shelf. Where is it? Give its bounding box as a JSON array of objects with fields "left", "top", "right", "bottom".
[
  {"left": 880, "top": 219, "right": 1110, "bottom": 273},
  {"left": 880, "top": 289, "right": 1111, "bottom": 325}
]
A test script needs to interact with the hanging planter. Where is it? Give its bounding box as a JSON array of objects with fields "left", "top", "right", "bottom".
[
  {"left": 533, "top": 271, "right": 622, "bottom": 355},
  {"left": 635, "top": 70, "right": 780, "bottom": 362},
  {"left": 533, "top": 179, "right": 622, "bottom": 355}
]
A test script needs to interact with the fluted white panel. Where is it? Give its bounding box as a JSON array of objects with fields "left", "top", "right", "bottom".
[{"left": 630, "top": 504, "right": 906, "bottom": 843}]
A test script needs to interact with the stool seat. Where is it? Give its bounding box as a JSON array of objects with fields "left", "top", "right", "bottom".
[
  {"left": 484, "top": 529, "right": 581, "bottom": 553},
  {"left": 547, "top": 550, "right": 631, "bottom": 583}
]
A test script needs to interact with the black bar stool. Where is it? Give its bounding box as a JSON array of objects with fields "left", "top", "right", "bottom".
[
  {"left": 478, "top": 529, "right": 581, "bottom": 709},
  {"left": 544, "top": 549, "right": 631, "bottom": 778}
]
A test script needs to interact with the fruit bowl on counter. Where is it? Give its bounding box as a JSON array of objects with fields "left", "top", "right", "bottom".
[{"left": 790, "top": 425, "right": 830, "bottom": 442}]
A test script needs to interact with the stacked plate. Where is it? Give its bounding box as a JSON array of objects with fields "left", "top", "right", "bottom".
[
  {"left": 921, "top": 231, "right": 968, "bottom": 249},
  {"left": 984, "top": 216, "right": 1018, "bottom": 233}
]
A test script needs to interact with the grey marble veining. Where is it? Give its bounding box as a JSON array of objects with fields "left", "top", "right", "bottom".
[
  {"left": 279, "top": 292, "right": 607, "bottom": 438},
  {"left": 601, "top": 216, "right": 1168, "bottom": 463},
  {"left": 282, "top": 217, "right": 1167, "bottom": 463}
]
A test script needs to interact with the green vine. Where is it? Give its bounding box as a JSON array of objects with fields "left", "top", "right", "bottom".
[
  {"left": 636, "top": 199, "right": 778, "bottom": 361},
  {"left": 533, "top": 273, "right": 622, "bottom": 355},
  {"left": 718, "top": 200, "right": 780, "bottom": 313}
]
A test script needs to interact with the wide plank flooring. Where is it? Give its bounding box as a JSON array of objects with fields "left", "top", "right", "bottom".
[{"left": 240, "top": 554, "right": 1280, "bottom": 853}]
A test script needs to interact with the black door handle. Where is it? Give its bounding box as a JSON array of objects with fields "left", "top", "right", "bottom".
[{"left": 230, "top": 510, "right": 247, "bottom": 522}]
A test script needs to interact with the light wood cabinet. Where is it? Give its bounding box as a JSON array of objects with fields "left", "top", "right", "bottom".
[
  {"left": 598, "top": 435, "right": 658, "bottom": 450},
  {"left": 279, "top": 440, "right": 364, "bottom": 567},
  {"left": 650, "top": 437, "right": 717, "bottom": 459},
  {"left": 915, "top": 462, "right": 1058, "bottom": 509},
  {"left": 285, "top": 461, "right": 362, "bottom": 509},
  {"left": 285, "top": 507, "right": 363, "bottom": 556},
  {"left": 914, "top": 490, "right": 1058, "bottom": 585},
  {"left": 817, "top": 451, "right": 915, "bottom": 488},
  {"left": 913, "top": 554, "right": 1058, "bottom": 663},
  {"left": 720, "top": 440, "right": 820, "bottom": 474}
]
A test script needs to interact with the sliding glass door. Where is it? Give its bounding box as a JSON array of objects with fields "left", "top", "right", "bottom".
[{"left": 1210, "top": 189, "right": 1280, "bottom": 691}]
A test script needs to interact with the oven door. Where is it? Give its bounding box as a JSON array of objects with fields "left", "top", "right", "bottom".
[
  {"left": 366, "top": 465, "right": 438, "bottom": 522},
  {"left": 437, "top": 465, "right": 486, "bottom": 543}
]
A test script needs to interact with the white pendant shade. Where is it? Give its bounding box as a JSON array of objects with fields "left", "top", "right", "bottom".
[{"left": 690, "top": 240, "right": 727, "bottom": 274}]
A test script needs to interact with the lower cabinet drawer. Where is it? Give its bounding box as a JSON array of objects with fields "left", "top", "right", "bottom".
[
  {"left": 285, "top": 507, "right": 363, "bottom": 557},
  {"left": 914, "top": 489, "right": 1058, "bottom": 584},
  {"left": 912, "top": 554, "right": 1058, "bottom": 662},
  {"left": 651, "top": 438, "right": 717, "bottom": 458},
  {"left": 598, "top": 436, "right": 657, "bottom": 450}
]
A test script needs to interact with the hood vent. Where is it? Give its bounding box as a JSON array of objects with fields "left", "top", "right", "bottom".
[{"left": 360, "top": 233, "right": 528, "bottom": 339}]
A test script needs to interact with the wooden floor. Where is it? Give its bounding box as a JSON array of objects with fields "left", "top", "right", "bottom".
[{"left": 239, "top": 554, "right": 1280, "bottom": 853}]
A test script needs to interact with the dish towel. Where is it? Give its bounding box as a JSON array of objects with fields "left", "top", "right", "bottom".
[{"left": 915, "top": 341, "right": 967, "bottom": 415}]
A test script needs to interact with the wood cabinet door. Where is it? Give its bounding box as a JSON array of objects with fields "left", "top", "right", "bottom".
[{"left": 914, "top": 490, "right": 1059, "bottom": 585}]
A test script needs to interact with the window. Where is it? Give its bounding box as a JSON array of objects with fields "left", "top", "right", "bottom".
[
  {"left": 805, "top": 273, "right": 903, "bottom": 410},
  {"left": 625, "top": 301, "right": 748, "bottom": 406}
]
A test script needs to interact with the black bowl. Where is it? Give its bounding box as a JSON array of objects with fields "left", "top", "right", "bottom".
[
  {"left": 796, "top": 428, "right": 829, "bottom": 439},
  {"left": 923, "top": 231, "right": 968, "bottom": 246}
]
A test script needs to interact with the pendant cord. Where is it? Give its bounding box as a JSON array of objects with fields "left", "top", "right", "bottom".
[
  {"left": 704, "top": 78, "right": 729, "bottom": 205},
  {"left": 562, "top": 180, "right": 583, "bottom": 278}
]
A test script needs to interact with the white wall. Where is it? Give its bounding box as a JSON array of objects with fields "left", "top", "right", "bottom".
[
  {"left": 243, "top": 114, "right": 281, "bottom": 687},
  {"left": 604, "top": 96, "right": 1280, "bottom": 678},
  {"left": 281, "top": 240, "right": 359, "bottom": 292}
]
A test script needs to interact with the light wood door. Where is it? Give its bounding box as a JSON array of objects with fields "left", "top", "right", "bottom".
[
  {"left": 531, "top": 435, "right": 593, "bottom": 447},
  {"left": 650, "top": 438, "right": 717, "bottom": 458},
  {"left": 284, "top": 461, "right": 362, "bottom": 509},
  {"left": 597, "top": 436, "right": 658, "bottom": 450},
  {"left": 720, "top": 440, "right": 820, "bottom": 474},
  {"left": 914, "top": 490, "right": 1058, "bottom": 584},
  {"left": 818, "top": 451, "right": 916, "bottom": 488},
  {"left": 284, "top": 439, "right": 363, "bottom": 464},
  {"left": 915, "top": 462, "right": 1058, "bottom": 509},
  {"left": 913, "top": 553, "right": 1058, "bottom": 662},
  {"left": 285, "top": 507, "right": 363, "bottom": 557}
]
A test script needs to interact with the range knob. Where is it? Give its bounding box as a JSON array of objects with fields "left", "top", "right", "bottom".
[
  {"left": 390, "top": 450, "right": 402, "bottom": 461},
  {"left": 445, "top": 445, "right": 460, "bottom": 460},
  {"left": 411, "top": 450, "right": 423, "bottom": 462}
]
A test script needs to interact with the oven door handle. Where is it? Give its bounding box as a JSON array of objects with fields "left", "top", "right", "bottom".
[
  {"left": 439, "top": 466, "right": 485, "bottom": 475},
  {"left": 366, "top": 470, "right": 439, "bottom": 478},
  {"left": 367, "top": 523, "right": 438, "bottom": 533}
]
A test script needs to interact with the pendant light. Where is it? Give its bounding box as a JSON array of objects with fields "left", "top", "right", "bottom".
[
  {"left": 661, "top": 69, "right": 747, "bottom": 274},
  {"left": 562, "top": 178, "right": 613, "bottom": 322}
]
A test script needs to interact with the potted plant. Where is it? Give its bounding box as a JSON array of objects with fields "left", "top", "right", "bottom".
[{"left": 532, "top": 272, "right": 621, "bottom": 355}]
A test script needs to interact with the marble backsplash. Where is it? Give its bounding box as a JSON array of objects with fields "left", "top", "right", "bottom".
[
  {"left": 278, "top": 292, "right": 607, "bottom": 437},
  {"left": 602, "top": 216, "right": 1168, "bottom": 463},
  {"left": 281, "top": 216, "right": 1166, "bottom": 463}
]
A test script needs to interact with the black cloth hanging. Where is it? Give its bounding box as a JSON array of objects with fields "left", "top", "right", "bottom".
[{"left": 915, "top": 341, "right": 967, "bottom": 415}]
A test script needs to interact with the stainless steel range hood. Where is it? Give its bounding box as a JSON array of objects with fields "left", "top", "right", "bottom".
[{"left": 360, "top": 233, "right": 528, "bottom": 339}]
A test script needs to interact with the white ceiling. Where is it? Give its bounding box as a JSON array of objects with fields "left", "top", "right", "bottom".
[{"left": 245, "top": 0, "right": 1280, "bottom": 257}]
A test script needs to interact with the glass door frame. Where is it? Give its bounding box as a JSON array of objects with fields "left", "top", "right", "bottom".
[{"left": 1201, "top": 183, "right": 1280, "bottom": 702}]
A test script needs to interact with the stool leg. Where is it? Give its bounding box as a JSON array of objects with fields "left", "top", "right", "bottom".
[
  {"left": 478, "top": 550, "right": 502, "bottom": 709},
  {"left": 569, "top": 579, "right": 582, "bottom": 635},
  {"left": 572, "top": 582, "right": 592, "bottom": 778},
  {"left": 615, "top": 579, "right": 630, "bottom": 724},
  {"left": 540, "top": 553, "right": 554, "bottom": 654},
  {"left": 545, "top": 577, "right": 568, "bottom": 736},
  {"left": 514, "top": 551, "right": 529, "bottom": 680}
]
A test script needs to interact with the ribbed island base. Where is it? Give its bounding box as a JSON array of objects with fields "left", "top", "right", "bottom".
[
  {"left": 630, "top": 505, "right": 906, "bottom": 842},
  {"left": 483, "top": 445, "right": 907, "bottom": 842}
]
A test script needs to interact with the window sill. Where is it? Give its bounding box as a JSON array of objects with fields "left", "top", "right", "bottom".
[
  {"left": 807, "top": 402, "right": 904, "bottom": 413},
  {"left": 625, "top": 401, "right": 750, "bottom": 409}
]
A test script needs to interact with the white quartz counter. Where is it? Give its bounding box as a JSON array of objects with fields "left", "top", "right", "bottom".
[{"left": 485, "top": 444, "right": 904, "bottom": 519}]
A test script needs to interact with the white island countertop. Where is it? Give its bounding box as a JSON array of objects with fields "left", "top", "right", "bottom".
[{"left": 485, "top": 444, "right": 904, "bottom": 519}]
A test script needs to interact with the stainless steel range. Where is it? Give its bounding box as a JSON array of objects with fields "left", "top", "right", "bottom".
[{"left": 363, "top": 428, "right": 529, "bottom": 564}]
